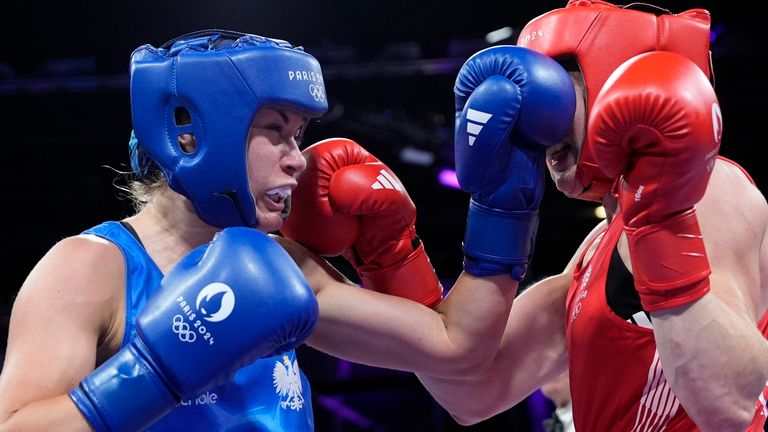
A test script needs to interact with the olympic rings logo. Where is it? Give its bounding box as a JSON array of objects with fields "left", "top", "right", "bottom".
[
  {"left": 309, "top": 84, "right": 325, "bottom": 102},
  {"left": 172, "top": 314, "right": 197, "bottom": 343}
]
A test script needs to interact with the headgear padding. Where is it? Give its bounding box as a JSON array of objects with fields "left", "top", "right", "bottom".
[
  {"left": 518, "top": 0, "right": 711, "bottom": 201},
  {"left": 130, "top": 30, "right": 328, "bottom": 227}
]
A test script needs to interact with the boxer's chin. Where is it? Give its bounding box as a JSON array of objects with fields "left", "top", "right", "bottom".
[
  {"left": 550, "top": 166, "right": 582, "bottom": 198},
  {"left": 254, "top": 207, "right": 285, "bottom": 234}
]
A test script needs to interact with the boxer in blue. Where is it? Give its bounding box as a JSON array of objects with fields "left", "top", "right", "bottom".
[{"left": 0, "top": 30, "right": 575, "bottom": 431}]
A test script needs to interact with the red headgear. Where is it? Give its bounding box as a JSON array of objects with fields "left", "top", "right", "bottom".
[{"left": 517, "top": 0, "right": 712, "bottom": 201}]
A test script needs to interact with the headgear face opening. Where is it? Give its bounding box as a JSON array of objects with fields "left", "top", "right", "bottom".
[
  {"left": 517, "top": 0, "right": 712, "bottom": 201},
  {"left": 130, "top": 29, "right": 329, "bottom": 228}
]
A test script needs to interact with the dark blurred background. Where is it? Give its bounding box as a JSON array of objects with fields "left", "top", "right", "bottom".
[{"left": 1, "top": 0, "right": 765, "bottom": 430}]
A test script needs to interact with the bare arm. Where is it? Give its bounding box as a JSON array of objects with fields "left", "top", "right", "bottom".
[
  {"left": 414, "top": 220, "right": 607, "bottom": 425},
  {"left": 648, "top": 162, "right": 768, "bottom": 431},
  {"left": 277, "top": 220, "right": 606, "bottom": 425},
  {"left": 416, "top": 272, "right": 570, "bottom": 425},
  {"left": 0, "top": 236, "right": 123, "bottom": 431},
  {"left": 275, "top": 235, "right": 517, "bottom": 378}
]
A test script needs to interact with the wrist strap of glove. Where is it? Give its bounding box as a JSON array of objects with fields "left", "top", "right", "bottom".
[
  {"left": 69, "top": 341, "right": 178, "bottom": 432},
  {"left": 626, "top": 208, "right": 711, "bottom": 311},
  {"left": 359, "top": 242, "right": 444, "bottom": 308},
  {"left": 462, "top": 199, "right": 538, "bottom": 280}
]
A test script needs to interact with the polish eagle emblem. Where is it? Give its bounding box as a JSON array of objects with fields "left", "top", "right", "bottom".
[{"left": 273, "top": 355, "right": 304, "bottom": 410}]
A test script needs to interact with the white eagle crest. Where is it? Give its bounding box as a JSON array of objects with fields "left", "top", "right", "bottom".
[{"left": 272, "top": 355, "right": 304, "bottom": 411}]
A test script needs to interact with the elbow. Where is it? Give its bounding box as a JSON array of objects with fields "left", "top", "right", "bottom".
[
  {"left": 725, "top": 402, "right": 762, "bottom": 431},
  {"left": 442, "top": 402, "right": 497, "bottom": 426},
  {"left": 451, "top": 413, "right": 483, "bottom": 427},
  {"left": 425, "top": 373, "right": 508, "bottom": 426},
  {"left": 690, "top": 399, "right": 759, "bottom": 432},
  {"left": 696, "top": 373, "right": 768, "bottom": 431},
  {"left": 703, "top": 411, "right": 755, "bottom": 432},
  {"left": 418, "top": 370, "right": 507, "bottom": 426}
]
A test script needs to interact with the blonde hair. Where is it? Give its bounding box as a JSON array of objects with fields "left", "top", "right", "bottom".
[{"left": 112, "top": 165, "right": 168, "bottom": 213}]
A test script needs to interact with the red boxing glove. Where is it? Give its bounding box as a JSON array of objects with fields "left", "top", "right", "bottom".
[
  {"left": 589, "top": 51, "right": 721, "bottom": 311},
  {"left": 281, "top": 138, "right": 444, "bottom": 307}
]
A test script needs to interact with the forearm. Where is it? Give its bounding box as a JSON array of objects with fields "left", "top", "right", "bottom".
[
  {"left": 432, "top": 272, "right": 519, "bottom": 375},
  {"left": 652, "top": 294, "right": 768, "bottom": 431},
  {"left": 0, "top": 395, "right": 92, "bottom": 432},
  {"left": 310, "top": 272, "right": 517, "bottom": 378}
]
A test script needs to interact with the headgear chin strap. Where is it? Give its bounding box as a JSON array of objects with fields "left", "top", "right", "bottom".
[
  {"left": 130, "top": 29, "right": 328, "bottom": 228},
  {"left": 518, "top": 0, "right": 712, "bottom": 201}
]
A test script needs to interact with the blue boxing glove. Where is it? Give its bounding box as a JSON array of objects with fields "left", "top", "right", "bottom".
[
  {"left": 455, "top": 46, "right": 575, "bottom": 279},
  {"left": 69, "top": 228, "right": 318, "bottom": 432}
]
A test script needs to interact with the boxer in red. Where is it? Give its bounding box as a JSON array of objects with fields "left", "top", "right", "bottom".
[{"left": 417, "top": 1, "right": 768, "bottom": 430}]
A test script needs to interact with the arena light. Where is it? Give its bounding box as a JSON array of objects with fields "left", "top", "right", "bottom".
[
  {"left": 594, "top": 205, "right": 606, "bottom": 219},
  {"left": 485, "top": 26, "right": 514, "bottom": 44},
  {"left": 438, "top": 168, "right": 461, "bottom": 189},
  {"left": 399, "top": 146, "right": 435, "bottom": 167}
]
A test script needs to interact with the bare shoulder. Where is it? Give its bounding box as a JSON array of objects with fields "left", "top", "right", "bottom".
[
  {"left": 698, "top": 158, "right": 768, "bottom": 315},
  {"left": 12, "top": 234, "right": 125, "bottom": 332},
  {"left": 0, "top": 234, "right": 125, "bottom": 408},
  {"left": 517, "top": 219, "right": 608, "bottom": 312},
  {"left": 698, "top": 159, "right": 767, "bottom": 248},
  {"left": 709, "top": 158, "right": 767, "bottom": 208},
  {"left": 564, "top": 219, "right": 609, "bottom": 274},
  {"left": 517, "top": 220, "right": 609, "bottom": 317},
  {"left": 22, "top": 234, "right": 125, "bottom": 299}
]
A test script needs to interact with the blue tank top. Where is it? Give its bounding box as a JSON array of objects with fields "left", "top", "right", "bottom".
[{"left": 84, "top": 221, "right": 314, "bottom": 431}]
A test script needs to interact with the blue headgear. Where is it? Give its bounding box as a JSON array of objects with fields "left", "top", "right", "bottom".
[{"left": 129, "top": 29, "right": 328, "bottom": 228}]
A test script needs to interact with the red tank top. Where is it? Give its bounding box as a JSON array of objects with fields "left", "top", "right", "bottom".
[{"left": 566, "top": 214, "right": 768, "bottom": 431}]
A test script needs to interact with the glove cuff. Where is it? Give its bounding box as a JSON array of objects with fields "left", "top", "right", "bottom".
[
  {"left": 359, "top": 242, "right": 444, "bottom": 308},
  {"left": 462, "top": 199, "right": 538, "bottom": 280},
  {"left": 69, "top": 341, "right": 178, "bottom": 432},
  {"left": 626, "top": 208, "right": 712, "bottom": 311}
]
